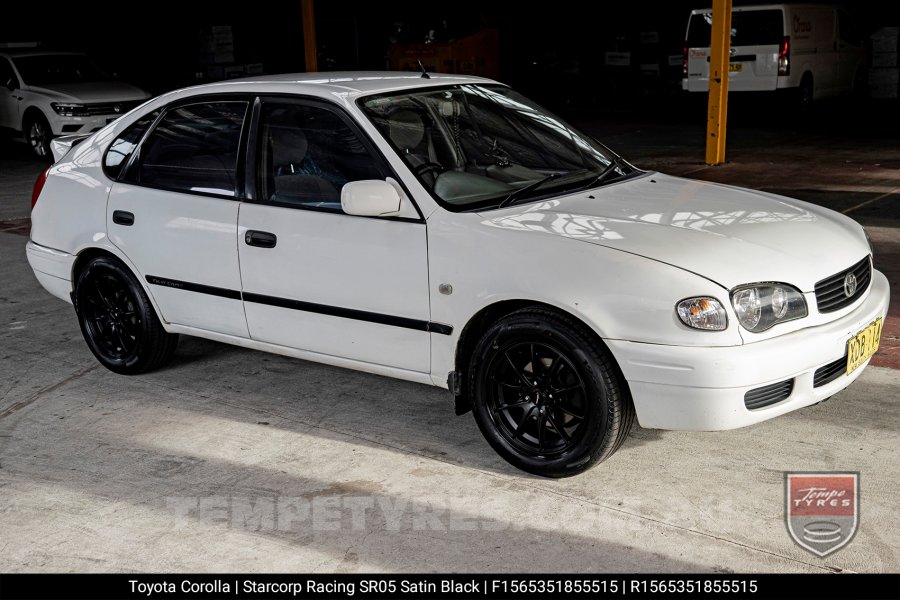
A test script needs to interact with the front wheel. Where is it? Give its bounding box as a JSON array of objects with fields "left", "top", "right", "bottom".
[
  {"left": 797, "top": 74, "right": 814, "bottom": 114},
  {"left": 74, "top": 256, "right": 178, "bottom": 374},
  {"left": 24, "top": 113, "right": 52, "bottom": 160},
  {"left": 468, "top": 308, "right": 633, "bottom": 477}
]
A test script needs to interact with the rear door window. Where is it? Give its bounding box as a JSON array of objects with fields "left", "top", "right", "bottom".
[
  {"left": 125, "top": 101, "right": 248, "bottom": 197},
  {"left": 688, "top": 10, "right": 784, "bottom": 47}
]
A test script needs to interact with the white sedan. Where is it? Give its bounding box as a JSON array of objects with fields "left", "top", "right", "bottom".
[{"left": 26, "top": 73, "right": 889, "bottom": 477}]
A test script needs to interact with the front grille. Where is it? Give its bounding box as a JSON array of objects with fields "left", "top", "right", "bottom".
[
  {"left": 814, "top": 356, "right": 846, "bottom": 388},
  {"left": 814, "top": 256, "right": 871, "bottom": 313},
  {"left": 744, "top": 378, "right": 794, "bottom": 410},
  {"left": 82, "top": 100, "right": 142, "bottom": 116}
]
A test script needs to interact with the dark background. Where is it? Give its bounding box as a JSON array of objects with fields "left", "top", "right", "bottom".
[{"left": 2, "top": 1, "right": 899, "bottom": 113}]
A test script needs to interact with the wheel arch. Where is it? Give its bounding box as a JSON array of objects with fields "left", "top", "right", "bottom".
[
  {"left": 21, "top": 105, "right": 48, "bottom": 131},
  {"left": 71, "top": 246, "right": 168, "bottom": 327},
  {"left": 451, "top": 299, "right": 631, "bottom": 415}
]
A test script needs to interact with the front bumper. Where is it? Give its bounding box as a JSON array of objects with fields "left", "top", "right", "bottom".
[
  {"left": 48, "top": 112, "right": 122, "bottom": 136},
  {"left": 607, "top": 269, "right": 891, "bottom": 431},
  {"left": 26, "top": 240, "right": 75, "bottom": 304}
]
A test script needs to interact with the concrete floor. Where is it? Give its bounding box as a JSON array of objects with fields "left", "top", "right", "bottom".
[{"left": 0, "top": 108, "right": 898, "bottom": 573}]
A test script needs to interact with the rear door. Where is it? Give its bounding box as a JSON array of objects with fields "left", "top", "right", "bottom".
[
  {"left": 686, "top": 8, "right": 783, "bottom": 92},
  {"left": 108, "top": 99, "right": 250, "bottom": 337}
]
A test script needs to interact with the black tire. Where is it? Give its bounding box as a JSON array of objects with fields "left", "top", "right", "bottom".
[
  {"left": 23, "top": 112, "right": 52, "bottom": 161},
  {"left": 74, "top": 256, "right": 178, "bottom": 375},
  {"left": 797, "top": 74, "right": 814, "bottom": 114},
  {"left": 468, "top": 308, "right": 633, "bottom": 477}
]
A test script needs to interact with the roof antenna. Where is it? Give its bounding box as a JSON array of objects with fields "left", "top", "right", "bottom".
[{"left": 417, "top": 59, "right": 431, "bottom": 79}]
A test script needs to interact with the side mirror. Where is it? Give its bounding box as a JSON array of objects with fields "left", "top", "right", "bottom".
[
  {"left": 5, "top": 78, "right": 16, "bottom": 92},
  {"left": 341, "top": 180, "right": 401, "bottom": 217}
]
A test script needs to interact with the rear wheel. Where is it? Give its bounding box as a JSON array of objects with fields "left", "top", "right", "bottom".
[
  {"left": 24, "top": 113, "right": 52, "bottom": 160},
  {"left": 74, "top": 256, "right": 178, "bottom": 374},
  {"left": 468, "top": 308, "right": 633, "bottom": 477},
  {"left": 797, "top": 74, "right": 814, "bottom": 114}
]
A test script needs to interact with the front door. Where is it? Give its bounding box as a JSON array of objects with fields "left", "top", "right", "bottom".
[{"left": 237, "top": 99, "right": 431, "bottom": 372}]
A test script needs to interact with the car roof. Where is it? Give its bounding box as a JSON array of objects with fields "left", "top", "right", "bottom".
[{"left": 170, "top": 71, "right": 500, "bottom": 98}]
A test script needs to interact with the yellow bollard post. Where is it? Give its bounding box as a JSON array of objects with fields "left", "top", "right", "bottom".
[{"left": 705, "top": 0, "right": 732, "bottom": 165}]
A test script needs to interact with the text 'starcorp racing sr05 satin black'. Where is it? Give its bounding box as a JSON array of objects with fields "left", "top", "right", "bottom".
[{"left": 26, "top": 73, "right": 889, "bottom": 477}]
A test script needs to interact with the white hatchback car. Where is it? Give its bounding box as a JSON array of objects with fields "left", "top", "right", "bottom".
[{"left": 26, "top": 73, "right": 889, "bottom": 476}]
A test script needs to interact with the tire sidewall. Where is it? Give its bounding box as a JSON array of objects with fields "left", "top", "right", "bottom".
[
  {"left": 74, "top": 257, "right": 155, "bottom": 374},
  {"left": 24, "top": 113, "right": 52, "bottom": 161},
  {"left": 469, "top": 315, "right": 612, "bottom": 477}
]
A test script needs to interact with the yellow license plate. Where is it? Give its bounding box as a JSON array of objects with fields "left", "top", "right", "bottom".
[
  {"left": 846, "top": 317, "right": 883, "bottom": 375},
  {"left": 729, "top": 63, "right": 743, "bottom": 72}
]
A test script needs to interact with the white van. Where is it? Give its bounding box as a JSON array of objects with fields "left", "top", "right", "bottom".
[{"left": 682, "top": 5, "right": 864, "bottom": 106}]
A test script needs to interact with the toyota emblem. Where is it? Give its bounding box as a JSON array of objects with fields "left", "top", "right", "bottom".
[
  {"left": 843, "top": 273, "right": 857, "bottom": 298},
  {"left": 113, "top": 104, "right": 122, "bottom": 113}
]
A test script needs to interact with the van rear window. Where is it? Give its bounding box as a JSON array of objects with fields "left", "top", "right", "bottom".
[{"left": 687, "top": 10, "right": 783, "bottom": 47}]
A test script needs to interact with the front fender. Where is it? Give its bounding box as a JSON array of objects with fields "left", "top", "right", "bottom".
[{"left": 426, "top": 211, "right": 742, "bottom": 385}]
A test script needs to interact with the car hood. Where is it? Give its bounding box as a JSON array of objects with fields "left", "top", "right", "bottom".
[
  {"left": 25, "top": 81, "right": 149, "bottom": 103},
  {"left": 478, "top": 173, "right": 869, "bottom": 292}
]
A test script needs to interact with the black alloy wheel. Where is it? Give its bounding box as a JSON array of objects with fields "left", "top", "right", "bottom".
[
  {"left": 485, "top": 340, "right": 586, "bottom": 457},
  {"left": 469, "top": 308, "right": 634, "bottom": 477},
  {"left": 74, "top": 256, "right": 177, "bottom": 374}
]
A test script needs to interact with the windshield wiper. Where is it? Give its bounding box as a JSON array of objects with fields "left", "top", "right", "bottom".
[
  {"left": 577, "top": 157, "right": 631, "bottom": 191},
  {"left": 497, "top": 173, "right": 562, "bottom": 208}
]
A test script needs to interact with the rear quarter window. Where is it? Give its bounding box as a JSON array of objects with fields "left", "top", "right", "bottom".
[
  {"left": 688, "top": 10, "right": 784, "bottom": 48},
  {"left": 103, "top": 110, "right": 160, "bottom": 180}
]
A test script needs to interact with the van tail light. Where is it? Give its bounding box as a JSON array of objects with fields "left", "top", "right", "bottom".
[
  {"left": 31, "top": 167, "right": 50, "bottom": 210},
  {"left": 778, "top": 36, "right": 790, "bottom": 76},
  {"left": 683, "top": 43, "right": 689, "bottom": 78}
]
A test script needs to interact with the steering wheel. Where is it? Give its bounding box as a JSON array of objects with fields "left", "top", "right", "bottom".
[{"left": 414, "top": 161, "right": 444, "bottom": 178}]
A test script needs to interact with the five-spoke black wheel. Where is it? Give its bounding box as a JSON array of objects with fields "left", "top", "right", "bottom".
[
  {"left": 74, "top": 256, "right": 178, "bottom": 374},
  {"left": 469, "top": 308, "right": 633, "bottom": 477}
]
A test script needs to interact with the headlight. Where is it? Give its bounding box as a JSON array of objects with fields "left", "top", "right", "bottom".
[
  {"left": 51, "top": 103, "right": 88, "bottom": 117},
  {"left": 676, "top": 297, "right": 727, "bottom": 331},
  {"left": 731, "top": 284, "right": 807, "bottom": 333}
]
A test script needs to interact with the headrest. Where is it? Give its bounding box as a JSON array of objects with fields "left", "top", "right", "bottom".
[
  {"left": 388, "top": 109, "right": 425, "bottom": 151},
  {"left": 269, "top": 125, "right": 308, "bottom": 166}
]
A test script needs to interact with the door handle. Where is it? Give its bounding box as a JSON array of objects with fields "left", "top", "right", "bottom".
[
  {"left": 112, "top": 210, "right": 134, "bottom": 226},
  {"left": 245, "top": 230, "right": 277, "bottom": 248}
]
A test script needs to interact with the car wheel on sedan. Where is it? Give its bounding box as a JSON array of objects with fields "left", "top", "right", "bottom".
[
  {"left": 24, "top": 113, "right": 52, "bottom": 160},
  {"left": 469, "top": 308, "right": 634, "bottom": 477},
  {"left": 74, "top": 256, "right": 178, "bottom": 375}
]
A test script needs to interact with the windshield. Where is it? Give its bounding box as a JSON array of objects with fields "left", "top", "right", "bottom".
[
  {"left": 12, "top": 54, "right": 109, "bottom": 86},
  {"left": 359, "top": 84, "right": 638, "bottom": 211}
]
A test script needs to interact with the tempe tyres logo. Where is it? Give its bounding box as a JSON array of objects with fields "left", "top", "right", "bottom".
[{"left": 785, "top": 472, "right": 859, "bottom": 557}]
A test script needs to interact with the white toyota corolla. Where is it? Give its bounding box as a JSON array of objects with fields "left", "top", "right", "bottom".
[{"left": 26, "top": 73, "right": 889, "bottom": 476}]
